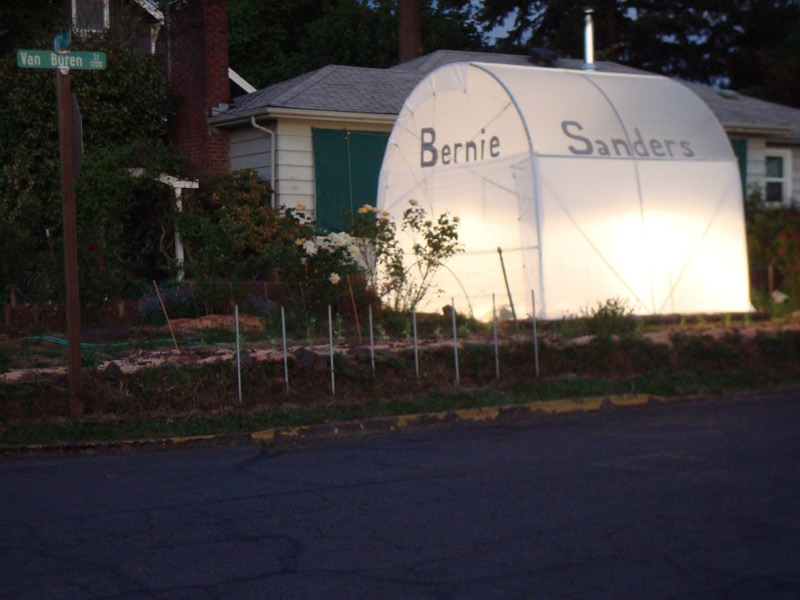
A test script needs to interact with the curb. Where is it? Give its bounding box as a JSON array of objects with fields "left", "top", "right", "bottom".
[{"left": 0, "top": 393, "right": 673, "bottom": 456}]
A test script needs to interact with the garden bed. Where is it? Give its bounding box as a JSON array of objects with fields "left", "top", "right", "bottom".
[{"left": 3, "top": 311, "right": 800, "bottom": 439}]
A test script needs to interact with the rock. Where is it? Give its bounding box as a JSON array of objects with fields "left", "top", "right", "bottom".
[
  {"left": 103, "top": 361, "right": 123, "bottom": 381},
  {"left": 235, "top": 351, "right": 254, "bottom": 368},
  {"left": 293, "top": 347, "right": 319, "bottom": 369},
  {"left": 158, "top": 360, "right": 178, "bottom": 369}
]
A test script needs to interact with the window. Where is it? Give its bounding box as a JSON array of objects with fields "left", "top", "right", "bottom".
[
  {"left": 312, "top": 129, "right": 390, "bottom": 232},
  {"left": 72, "top": 0, "right": 110, "bottom": 33},
  {"left": 764, "top": 150, "right": 792, "bottom": 204}
]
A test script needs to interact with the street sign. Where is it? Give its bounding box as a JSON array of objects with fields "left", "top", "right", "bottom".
[
  {"left": 17, "top": 49, "right": 106, "bottom": 70},
  {"left": 53, "top": 29, "right": 71, "bottom": 52}
]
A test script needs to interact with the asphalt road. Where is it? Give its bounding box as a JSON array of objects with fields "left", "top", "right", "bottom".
[{"left": 2, "top": 392, "right": 800, "bottom": 600}]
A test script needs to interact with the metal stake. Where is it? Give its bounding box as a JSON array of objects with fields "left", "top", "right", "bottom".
[
  {"left": 328, "top": 304, "right": 335, "bottom": 396},
  {"left": 493, "top": 293, "right": 500, "bottom": 381},
  {"left": 412, "top": 305, "right": 420, "bottom": 380},
  {"left": 451, "top": 297, "right": 460, "bottom": 387},
  {"left": 235, "top": 305, "right": 242, "bottom": 404},
  {"left": 497, "top": 247, "right": 519, "bottom": 333},
  {"left": 368, "top": 304, "right": 376, "bottom": 379},
  {"left": 531, "top": 289, "right": 540, "bottom": 377},
  {"left": 281, "top": 305, "right": 289, "bottom": 394}
]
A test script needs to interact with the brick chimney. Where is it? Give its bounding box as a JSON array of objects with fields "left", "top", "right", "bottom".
[
  {"left": 398, "top": 0, "right": 423, "bottom": 63},
  {"left": 166, "top": 0, "right": 230, "bottom": 174}
]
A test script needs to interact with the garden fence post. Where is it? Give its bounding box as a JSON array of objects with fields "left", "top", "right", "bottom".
[
  {"left": 493, "top": 293, "right": 500, "bottom": 381},
  {"left": 153, "top": 280, "right": 179, "bottom": 351},
  {"left": 413, "top": 305, "right": 420, "bottom": 380},
  {"left": 235, "top": 305, "right": 242, "bottom": 404},
  {"left": 328, "top": 304, "right": 335, "bottom": 396},
  {"left": 368, "top": 304, "right": 376, "bottom": 379},
  {"left": 497, "top": 247, "right": 519, "bottom": 333},
  {"left": 347, "top": 275, "right": 362, "bottom": 344},
  {"left": 531, "top": 289, "right": 540, "bottom": 377},
  {"left": 281, "top": 305, "right": 289, "bottom": 394},
  {"left": 452, "top": 297, "right": 460, "bottom": 387}
]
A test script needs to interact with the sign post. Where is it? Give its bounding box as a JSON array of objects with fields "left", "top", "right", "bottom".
[{"left": 17, "top": 44, "right": 107, "bottom": 417}]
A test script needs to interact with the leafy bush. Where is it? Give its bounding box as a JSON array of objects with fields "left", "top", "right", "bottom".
[
  {"left": 746, "top": 191, "right": 800, "bottom": 302},
  {"left": 76, "top": 142, "right": 185, "bottom": 318},
  {"left": 583, "top": 297, "right": 639, "bottom": 339},
  {"left": 177, "top": 171, "right": 365, "bottom": 321},
  {"left": 137, "top": 284, "right": 203, "bottom": 324},
  {"left": 353, "top": 200, "right": 463, "bottom": 312},
  {"left": 0, "top": 31, "right": 170, "bottom": 308}
]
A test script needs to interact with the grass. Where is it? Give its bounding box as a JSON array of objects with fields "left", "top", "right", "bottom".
[
  {"left": 3, "top": 311, "right": 800, "bottom": 448},
  {"left": 1, "top": 365, "right": 797, "bottom": 447}
]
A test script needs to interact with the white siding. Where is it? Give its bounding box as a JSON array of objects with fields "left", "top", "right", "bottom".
[
  {"left": 230, "top": 126, "right": 273, "bottom": 182},
  {"left": 234, "top": 121, "right": 800, "bottom": 208},
  {"left": 270, "top": 118, "right": 393, "bottom": 216},
  {"left": 743, "top": 137, "right": 800, "bottom": 204}
]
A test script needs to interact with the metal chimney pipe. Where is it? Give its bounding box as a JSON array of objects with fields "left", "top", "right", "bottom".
[{"left": 582, "top": 8, "right": 596, "bottom": 71}]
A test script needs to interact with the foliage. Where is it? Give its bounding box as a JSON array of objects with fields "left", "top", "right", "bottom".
[
  {"left": 359, "top": 199, "right": 463, "bottom": 312},
  {"left": 728, "top": 1, "right": 800, "bottom": 108},
  {"left": 0, "top": 30, "right": 170, "bottom": 308},
  {"left": 177, "top": 170, "right": 364, "bottom": 314},
  {"left": 74, "top": 142, "right": 185, "bottom": 317},
  {"left": 745, "top": 191, "right": 800, "bottom": 301},
  {"left": 582, "top": 297, "right": 639, "bottom": 339},
  {"left": 137, "top": 282, "right": 204, "bottom": 324},
  {"left": 350, "top": 203, "right": 400, "bottom": 287},
  {"left": 444, "top": 0, "right": 800, "bottom": 107},
  {"left": 0, "top": 0, "right": 68, "bottom": 55},
  {"left": 228, "top": 0, "right": 484, "bottom": 89}
]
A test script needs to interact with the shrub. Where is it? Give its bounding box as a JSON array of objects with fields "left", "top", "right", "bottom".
[
  {"left": 137, "top": 284, "right": 203, "bottom": 324},
  {"left": 746, "top": 191, "right": 800, "bottom": 302},
  {"left": 584, "top": 297, "right": 639, "bottom": 339},
  {"left": 353, "top": 200, "right": 463, "bottom": 312}
]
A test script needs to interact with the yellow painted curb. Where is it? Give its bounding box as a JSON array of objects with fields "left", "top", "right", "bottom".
[
  {"left": 453, "top": 407, "right": 501, "bottom": 422},
  {"left": 607, "top": 394, "right": 657, "bottom": 408},
  {"left": 166, "top": 434, "right": 217, "bottom": 445},
  {"left": 245, "top": 394, "right": 666, "bottom": 445}
]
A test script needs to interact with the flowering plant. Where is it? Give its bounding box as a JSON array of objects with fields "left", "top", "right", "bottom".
[
  {"left": 745, "top": 190, "right": 800, "bottom": 301},
  {"left": 351, "top": 200, "right": 462, "bottom": 311}
]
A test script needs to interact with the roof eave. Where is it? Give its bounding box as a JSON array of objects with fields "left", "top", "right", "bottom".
[
  {"left": 210, "top": 107, "right": 398, "bottom": 128},
  {"left": 722, "top": 122, "right": 792, "bottom": 137}
]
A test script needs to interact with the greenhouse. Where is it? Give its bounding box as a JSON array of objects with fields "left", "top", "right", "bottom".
[{"left": 377, "top": 62, "right": 751, "bottom": 320}]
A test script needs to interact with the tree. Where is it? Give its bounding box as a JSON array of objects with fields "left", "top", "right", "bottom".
[
  {"left": 0, "top": 0, "right": 67, "bottom": 55},
  {"left": 0, "top": 30, "right": 172, "bottom": 307},
  {"left": 445, "top": 0, "right": 800, "bottom": 107},
  {"left": 728, "top": 0, "right": 800, "bottom": 107},
  {"left": 228, "top": 0, "right": 484, "bottom": 89}
]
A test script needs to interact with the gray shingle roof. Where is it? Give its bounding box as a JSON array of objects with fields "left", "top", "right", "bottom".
[
  {"left": 230, "top": 65, "right": 421, "bottom": 116},
  {"left": 216, "top": 49, "right": 800, "bottom": 142}
]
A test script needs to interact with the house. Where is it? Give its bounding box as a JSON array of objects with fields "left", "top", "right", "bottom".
[
  {"left": 68, "top": 0, "right": 255, "bottom": 176},
  {"left": 207, "top": 48, "right": 800, "bottom": 232},
  {"left": 69, "top": 0, "right": 166, "bottom": 54}
]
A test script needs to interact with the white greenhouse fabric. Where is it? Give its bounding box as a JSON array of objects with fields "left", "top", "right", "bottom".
[{"left": 377, "top": 62, "right": 751, "bottom": 319}]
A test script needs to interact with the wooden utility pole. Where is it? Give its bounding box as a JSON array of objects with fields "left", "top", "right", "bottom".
[
  {"left": 56, "top": 68, "right": 84, "bottom": 417},
  {"left": 17, "top": 42, "right": 106, "bottom": 419}
]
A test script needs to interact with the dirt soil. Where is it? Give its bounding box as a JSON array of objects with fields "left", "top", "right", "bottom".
[{"left": 3, "top": 314, "right": 800, "bottom": 425}]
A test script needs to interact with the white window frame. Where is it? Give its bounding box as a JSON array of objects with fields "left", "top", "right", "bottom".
[
  {"left": 764, "top": 149, "right": 793, "bottom": 205},
  {"left": 71, "top": 0, "right": 111, "bottom": 34}
]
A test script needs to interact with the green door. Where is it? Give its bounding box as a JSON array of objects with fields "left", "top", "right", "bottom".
[
  {"left": 313, "top": 129, "right": 390, "bottom": 232},
  {"left": 730, "top": 139, "right": 748, "bottom": 194}
]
